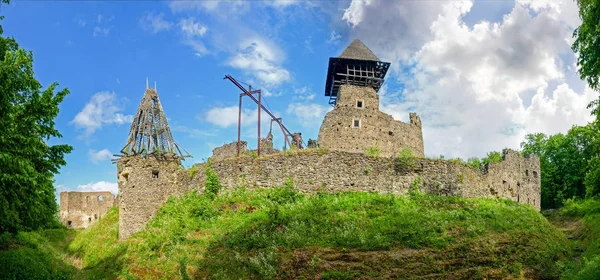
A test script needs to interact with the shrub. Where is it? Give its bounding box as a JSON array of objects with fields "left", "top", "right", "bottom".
[
  {"left": 205, "top": 160, "right": 222, "bottom": 199},
  {"left": 482, "top": 151, "right": 503, "bottom": 165},
  {"left": 410, "top": 176, "right": 423, "bottom": 195},
  {"left": 396, "top": 148, "right": 416, "bottom": 172},
  {"left": 188, "top": 165, "right": 200, "bottom": 179},
  {"left": 466, "top": 157, "right": 482, "bottom": 169},
  {"left": 267, "top": 177, "right": 300, "bottom": 205},
  {"left": 365, "top": 144, "right": 381, "bottom": 158}
]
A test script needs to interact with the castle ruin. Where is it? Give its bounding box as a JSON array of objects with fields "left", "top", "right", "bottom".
[
  {"left": 318, "top": 39, "right": 424, "bottom": 157},
  {"left": 59, "top": 191, "right": 115, "bottom": 229},
  {"left": 114, "top": 39, "right": 542, "bottom": 240}
]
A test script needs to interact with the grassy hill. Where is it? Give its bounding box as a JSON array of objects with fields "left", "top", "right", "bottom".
[{"left": 1, "top": 185, "right": 571, "bottom": 279}]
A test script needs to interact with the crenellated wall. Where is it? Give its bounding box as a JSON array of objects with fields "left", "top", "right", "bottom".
[
  {"left": 117, "top": 149, "right": 540, "bottom": 239},
  {"left": 59, "top": 191, "right": 115, "bottom": 229},
  {"left": 318, "top": 85, "right": 424, "bottom": 157}
]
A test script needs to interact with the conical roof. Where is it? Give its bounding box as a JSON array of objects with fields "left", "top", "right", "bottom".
[
  {"left": 120, "top": 87, "right": 190, "bottom": 159},
  {"left": 338, "top": 39, "right": 380, "bottom": 61}
]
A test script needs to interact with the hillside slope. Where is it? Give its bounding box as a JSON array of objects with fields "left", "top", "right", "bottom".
[
  {"left": 547, "top": 198, "right": 600, "bottom": 279},
  {"left": 65, "top": 184, "right": 569, "bottom": 279}
]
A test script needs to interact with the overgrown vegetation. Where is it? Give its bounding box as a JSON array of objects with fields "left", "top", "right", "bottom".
[
  {"left": 547, "top": 198, "right": 600, "bottom": 279},
  {"left": 395, "top": 147, "right": 416, "bottom": 172},
  {"left": 39, "top": 186, "right": 564, "bottom": 279},
  {"left": 521, "top": 123, "right": 600, "bottom": 209},
  {"left": 0, "top": 229, "right": 77, "bottom": 279},
  {"left": 204, "top": 159, "right": 222, "bottom": 199},
  {"left": 364, "top": 144, "right": 381, "bottom": 158}
]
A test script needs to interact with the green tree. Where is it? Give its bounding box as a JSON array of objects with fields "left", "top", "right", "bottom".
[
  {"left": 481, "top": 151, "right": 502, "bottom": 165},
  {"left": 521, "top": 124, "right": 600, "bottom": 209},
  {"left": 572, "top": 0, "right": 600, "bottom": 119},
  {"left": 0, "top": 1, "right": 73, "bottom": 233}
]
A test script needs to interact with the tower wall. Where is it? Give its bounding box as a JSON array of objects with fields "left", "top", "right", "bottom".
[
  {"left": 117, "top": 155, "right": 183, "bottom": 240},
  {"left": 318, "top": 85, "right": 424, "bottom": 157}
]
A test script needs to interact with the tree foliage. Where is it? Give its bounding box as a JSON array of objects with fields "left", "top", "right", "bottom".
[
  {"left": 521, "top": 123, "right": 600, "bottom": 209},
  {"left": 0, "top": 3, "right": 73, "bottom": 233},
  {"left": 573, "top": 0, "right": 600, "bottom": 121},
  {"left": 573, "top": 0, "right": 600, "bottom": 91}
]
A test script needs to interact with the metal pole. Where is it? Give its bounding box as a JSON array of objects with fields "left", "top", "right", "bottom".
[
  {"left": 256, "top": 85, "right": 261, "bottom": 157},
  {"left": 237, "top": 94, "right": 242, "bottom": 156}
]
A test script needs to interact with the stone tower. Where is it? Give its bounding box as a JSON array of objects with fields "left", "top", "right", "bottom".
[
  {"left": 116, "top": 84, "right": 190, "bottom": 240},
  {"left": 318, "top": 39, "right": 425, "bottom": 157}
]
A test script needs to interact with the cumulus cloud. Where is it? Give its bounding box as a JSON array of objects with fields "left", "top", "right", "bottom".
[
  {"left": 75, "top": 181, "right": 118, "bottom": 195},
  {"left": 139, "top": 12, "right": 173, "bottom": 33},
  {"left": 339, "top": 0, "right": 595, "bottom": 158},
  {"left": 178, "top": 17, "right": 209, "bottom": 56},
  {"left": 286, "top": 103, "right": 332, "bottom": 127},
  {"left": 227, "top": 38, "right": 290, "bottom": 86},
  {"left": 71, "top": 91, "right": 133, "bottom": 139},
  {"left": 203, "top": 106, "right": 259, "bottom": 128},
  {"left": 179, "top": 17, "right": 208, "bottom": 37},
  {"left": 88, "top": 149, "right": 114, "bottom": 164}
]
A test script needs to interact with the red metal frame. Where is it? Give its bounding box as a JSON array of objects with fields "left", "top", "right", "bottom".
[{"left": 224, "top": 75, "right": 296, "bottom": 156}]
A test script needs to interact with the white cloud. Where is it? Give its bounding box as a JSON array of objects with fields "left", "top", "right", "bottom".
[
  {"left": 169, "top": 0, "right": 249, "bottom": 13},
  {"left": 71, "top": 91, "right": 133, "bottom": 138},
  {"left": 93, "top": 27, "right": 110, "bottom": 37},
  {"left": 76, "top": 17, "right": 86, "bottom": 27},
  {"left": 76, "top": 181, "right": 118, "bottom": 195},
  {"left": 171, "top": 125, "right": 217, "bottom": 138},
  {"left": 88, "top": 149, "right": 115, "bottom": 164},
  {"left": 203, "top": 106, "right": 258, "bottom": 128},
  {"left": 286, "top": 103, "right": 332, "bottom": 127},
  {"left": 227, "top": 38, "right": 290, "bottom": 86},
  {"left": 293, "top": 86, "right": 316, "bottom": 101},
  {"left": 139, "top": 12, "right": 173, "bottom": 34},
  {"left": 179, "top": 17, "right": 208, "bottom": 37},
  {"left": 339, "top": 0, "right": 596, "bottom": 159},
  {"left": 327, "top": 30, "right": 341, "bottom": 45}
]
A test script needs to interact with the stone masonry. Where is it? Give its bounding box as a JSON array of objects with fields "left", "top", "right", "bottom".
[
  {"left": 318, "top": 84, "right": 424, "bottom": 157},
  {"left": 117, "top": 154, "right": 183, "bottom": 240},
  {"left": 117, "top": 149, "right": 541, "bottom": 239},
  {"left": 211, "top": 141, "right": 247, "bottom": 162},
  {"left": 59, "top": 191, "right": 115, "bottom": 229}
]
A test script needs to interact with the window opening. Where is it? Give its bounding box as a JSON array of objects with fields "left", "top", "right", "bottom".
[{"left": 353, "top": 119, "right": 361, "bottom": 128}]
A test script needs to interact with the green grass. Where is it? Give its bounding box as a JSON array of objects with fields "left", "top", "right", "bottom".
[
  {"left": 118, "top": 187, "right": 568, "bottom": 279},
  {"left": 67, "top": 207, "right": 126, "bottom": 279},
  {"left": 0, "top": 188, "right": 572, "bottom": 279},
  {"left": 0, "top": 229, "right": 77, "bottom": 280},
  {"left": 549, "top": 197, "right": 600, "bottom": 279}
]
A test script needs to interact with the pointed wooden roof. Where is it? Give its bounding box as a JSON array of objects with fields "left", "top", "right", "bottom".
[
  {"left": 119, "top": 87, "right": 190, "bottom": 159},
  {"left": 324, "top": 39, "right": 390, "bottom": 106},
  {"left": 338, "top": 39, "right": 380, "bottom": 61}
]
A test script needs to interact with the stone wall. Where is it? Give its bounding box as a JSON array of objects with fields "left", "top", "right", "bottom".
[
  {"left": 59, "top": 191, "right": 115, "bottom": 229},
  {"left": 117, "top": 154, "right": 185, "bottom": 240},
  {"left": 318, "top": 85, "right": 424, "bottom": 157},
  {"left": 117, "top": 149, "right": 540, "bottom": 239},
  {"left": 212, "top": 141, "right": 247, "bottom": 162}
]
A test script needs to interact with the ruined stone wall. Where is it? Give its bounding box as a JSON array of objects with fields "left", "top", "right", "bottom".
[
  {"left": 118, "top": 149, "right": 540, "bottom": 239},
  {"left": 211, "top": 141, "right": 247, "bottom": 162},
  {"left": 59, "top": 191, "right": 115, "bottom": 229},
  {"left": 117, "top": 155, "right": 185, "bottom": 240},
  {"left": 318, "top": 85, "right": 424, "bottom": 157}
]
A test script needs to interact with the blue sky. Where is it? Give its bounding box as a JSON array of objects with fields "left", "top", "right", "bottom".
[{"left": 0, "top": 0, "right": 596, "bottom": 196}]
